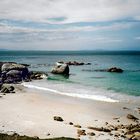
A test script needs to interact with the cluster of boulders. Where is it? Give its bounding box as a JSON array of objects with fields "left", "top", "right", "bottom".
[
  {"left": 65, "top": 61, "right": 91, "bottom": 66},
  {"left": 51, "top": 61, "right": 92, "bottom": 75},
  {"left": 0, "top": 61, "right": 124, "bottom": 95},
  {"left": 0, "top": 62, "right": 30, "bottom": 84},
  {"left": 0, "top": 62, "right": 48, "bottom": 94}
]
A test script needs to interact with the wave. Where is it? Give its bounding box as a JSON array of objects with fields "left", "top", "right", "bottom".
[{"left": 21, "top": 82, "right": 118, "bottom": 103}]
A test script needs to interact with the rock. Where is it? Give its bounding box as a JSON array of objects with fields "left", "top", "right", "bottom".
[
  {"left": 1, "top": 63, "right": 30, "bottom": 83},
  {"left": 46, "top": 133, "right": 50, "bottom": 136},
  {"left": 66, "top": 61, "right": 84, "bottom": 66},
  {"left": 113, "top": 117, "right": 120, "bottom": 120},
  {"left": 77, "top": 129, "right": 86, "bottom": 136},
  {"left": 107, "top": 67, "right": 123, "bottom": 73},
  {"left": 134, "top": 132, "right": 140, "bottom": 140},
  {"left": 0, "top": 83, "right": 3, "bottom": 89},
  {"left": 114, "top": 133, "right": 120, "bottom": 137},
  {"left": 8, "top": 86, "right": 15, "bottom": 92},
  {"left": 69, "top": 122, "right": 73, "bottom": 125},
  {"left": 123, "top": 107, "right": 130, "bottom": 110},
  {"left": 74, "top": 124, "right": 81, "bottom": 128},
  {"left": 105, "top": 122, "right": 108, "bottom": 125},
  {"left": 33, "top": 136, "right": 39, "bottom": 139},
  {"left": 0, "top": 86, "right": 10, "bottom": 93},
  {"left": 30, "top": 71, "right": 48, "bottom": 80},
  {"left": 51, "top": 62, "right": 69, "bottom": 75},
  {"left": 0, "top": 85, "right": 15, "bottom": 93},
  {"left": 6, "top": 70, "right": 22, "bottom": 82},
  {"left": 87, "top": 126, "right": 111, "bottom": 132},
  {"left": 3, "top": 78, "right": 15, "bottom": 84},
  {"left": 86, "top": 63, "right": 91, "bottom": 65},
  {"left": 53, "top": 116, "right": 64, "bottom": 122},
  {"left": 127, "top": 114, "right": 139, "bottom": 121},
  {"left": 6, "top": 70, "right": 22, "bottom": 77},
  {"left": 0, "top": 132, "right": 76, "bottom": 140},
  {"left": 2, "top": 63, "right": 26, "bottom": 72},
  {"left": 87, "top": 132, "right": 95, "bottom": 136}
]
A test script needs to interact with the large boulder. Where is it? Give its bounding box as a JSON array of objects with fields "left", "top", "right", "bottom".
[
  {"left": 107, "top": 67, "right": 123, "bottom": 73},
  {"left": 2, "top": 63, "right": 26, "bottom": 72},
  {"left": 51, "top": 62, "right": 69, "bottom": 75},
  {"left": 6, "top": 70, "right": 22, "bottom": 77},
  {"left": 6, "top": 70, "right": 22, "bottom": 83}
]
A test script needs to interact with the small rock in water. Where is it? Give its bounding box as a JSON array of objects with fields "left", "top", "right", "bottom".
[
  {"left": 53, "top": 116, "right": 64, "bottom": 122},
  {"left": 107, "top": 67, "right": 123, "bottom": 73}
]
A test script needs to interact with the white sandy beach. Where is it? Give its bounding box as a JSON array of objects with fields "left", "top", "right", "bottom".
[{"left": 0, "top": 84, "right": 140, "bottom": 140}]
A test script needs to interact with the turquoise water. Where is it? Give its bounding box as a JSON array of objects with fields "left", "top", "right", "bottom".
[{"left": 0, "top": 50, "right": 140, "bottom": 101}]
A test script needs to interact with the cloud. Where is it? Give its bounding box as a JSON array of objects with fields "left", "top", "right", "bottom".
[
  {"left": 0, "top": 0, "right": 140, "bottom": 50},
  {"left": 0, "top": 21, "right": 136, "bottom": 34},
  {"left": 0, "top": 0, "right": 140, "bottom": 24}
]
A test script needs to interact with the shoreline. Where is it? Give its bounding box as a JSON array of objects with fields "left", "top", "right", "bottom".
[
  {"left": 0, "top": 84, "right": 139, "bottom": 139},
  {"left": 21, "top": 80, "right": 140, "bottom": 104}
]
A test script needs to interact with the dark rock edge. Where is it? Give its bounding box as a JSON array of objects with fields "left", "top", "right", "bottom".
[{"left": 0, "top": 133, "right": 76, "bottom": 140}]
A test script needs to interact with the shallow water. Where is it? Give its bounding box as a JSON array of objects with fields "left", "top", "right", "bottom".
[{"left": 1, "top": 50, "right": 140, "bottom": 102}]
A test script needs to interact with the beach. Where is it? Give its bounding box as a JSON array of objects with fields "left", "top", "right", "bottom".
[
  {"left": 0, "top": 83, "right": 139, "bottom": 140},
  {"left": 0, "top": 52, "right": 140, "bottom": 139}
]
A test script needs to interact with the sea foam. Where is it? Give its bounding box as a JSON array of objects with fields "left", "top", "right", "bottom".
[{"left": 22, "top": 82, "right": 118, "bottom": 103}]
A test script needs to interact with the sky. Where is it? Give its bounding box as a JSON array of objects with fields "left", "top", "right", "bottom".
[{"left": 0, "top": 0, "right": 140, "bottom": 50}]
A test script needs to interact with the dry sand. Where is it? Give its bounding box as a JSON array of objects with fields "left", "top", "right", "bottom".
[{"left": 0, "top": 85, "right": 139, "bottom": 140}]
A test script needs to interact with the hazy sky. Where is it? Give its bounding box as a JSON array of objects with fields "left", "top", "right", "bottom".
[{"left": 0, "top": 0, "right": 140, "bottom": 50}]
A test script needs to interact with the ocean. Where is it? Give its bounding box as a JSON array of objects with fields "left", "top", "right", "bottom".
[{"left": 0, "top": 50, "right": 140, "bottom": 103}]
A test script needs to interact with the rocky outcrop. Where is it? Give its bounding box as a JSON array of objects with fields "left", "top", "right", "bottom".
[
  {"left": 65, "top": 61, "right": 91, "bottom": 66},
  {"left": 51, "top": 62, "right": 69, "bottom": 75},
  {"left": 107, "top": 67, "right": 123, "bottom": 73},
  {"left": 0, "top": 62, "right": 49, "bottom": 85},
  {"left": 0, "top": 62, "right": 30, "bottom": 83},
  {"left": 0, "top": 133, "right": 76, "bottom": 140}
]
